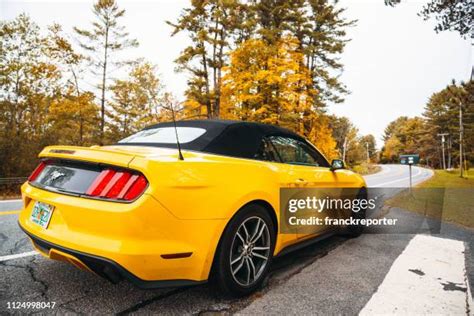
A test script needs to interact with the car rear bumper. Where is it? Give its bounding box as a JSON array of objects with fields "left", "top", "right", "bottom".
[
  {"left": 19, "top": 223, "right": 205, "bottom": 289},
  {"left": 19, "top": 182, "right": 226, "bottom": 285}
]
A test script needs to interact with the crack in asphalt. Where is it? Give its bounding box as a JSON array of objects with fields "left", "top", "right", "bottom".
[
  {"left": 9, "top": 237, "right": 28, "bottom": 254},
  {"left": 116, "top": 287, "right": 191, "bottom": 315},
  {"left": 197, "top": 306, "right": 231, "bottom": 315},
  {"left": 201, "top": 237, "right": 347, "bottom": 315},
  {"left": 0, "top": 257, "right": 49, "bottom": 301},
  {"left": 56, "top": 303, "right": 85, "bottom": 315},
  {"left": 33, "top": 290, "right": 92, "bottom": 315},
  {"left": 26, "top": 258, "right": 49, "bottom": 301},
  {"left": 0, "top": 232, "right": 8, "bottom": 250}
]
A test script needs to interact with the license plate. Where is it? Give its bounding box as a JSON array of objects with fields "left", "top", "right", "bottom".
[{"left": 30, "top": 201, "right": 54, "bottom": 229}]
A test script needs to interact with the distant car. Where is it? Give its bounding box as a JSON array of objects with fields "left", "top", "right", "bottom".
[{"left": 19, "top": 120, "right": 366, "bottom": 296}]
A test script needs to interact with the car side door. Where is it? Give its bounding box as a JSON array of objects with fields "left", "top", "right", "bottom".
[
  {"left": 267, "top": 136, "right": 340, "bottom": 238},
  {"left": 252, "top": 137, "right": 300, "bottom": 250}
]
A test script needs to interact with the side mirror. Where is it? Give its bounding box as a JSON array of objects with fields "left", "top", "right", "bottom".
[{"left": 330, "top": 159, "right": 345, "bottom": 171}]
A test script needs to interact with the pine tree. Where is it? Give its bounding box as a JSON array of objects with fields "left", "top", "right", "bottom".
[
  {"left": 243, "top": 0, "right": 354, "bottom": 107},
  {"left": 46, "top": 24, "right": 99, "bottom": 145},
  {"left": 381, "top": 80, "right": 473, "bottom": 168},
  {"left": 168, "top": 0, "right": 240, "bottom": 119},
  {"left": 74, "top": 0, "right": 138, "bottom": 143},
  {"left": 172, "top": 0, "right": 354, "bottom": 118},
  {"left": 302, "top": 0, "right": 355, "bottom": 107},
  {"left": 423, "top": 80, "right": 473, "bottom": 168}
]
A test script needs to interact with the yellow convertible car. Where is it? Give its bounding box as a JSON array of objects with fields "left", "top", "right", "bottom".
[{"left": 19, "top": 120, "right": 366, "bottom": 296}]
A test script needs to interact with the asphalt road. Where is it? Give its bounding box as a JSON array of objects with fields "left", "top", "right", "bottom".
[
  {"left": 364, "top": 164, "right": 433, "bottom": 188},
  {"left": 0, "top": 164, "right": 472, "bottom": 315}
]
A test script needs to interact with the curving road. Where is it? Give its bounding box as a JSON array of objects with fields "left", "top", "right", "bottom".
[
  {"left": 0, "top": 164, "right": 472, "bottom": 315},
  {"left": 364, "top": 164, "right": 433, "bottom": 188}
]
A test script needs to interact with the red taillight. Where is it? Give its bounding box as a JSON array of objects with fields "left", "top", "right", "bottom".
[
  {"left": 86, "top": 169, "right": 116, "bottom": 196},
  {"left": 105, "top": 172, "right": 132, "bottom": 198},
  {"left": 28, "top": 161, "right": 47, "bottom": 182},
  {"left": 86, "top": 169, "right": 147, "bottom": 201},
  {"left": 123, "top": 175, "right": 147, "bottom": 200}
]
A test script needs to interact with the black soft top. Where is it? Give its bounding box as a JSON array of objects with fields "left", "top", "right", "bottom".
[{"left": 121, "top": 119, "right": 306, "bottom": 159}]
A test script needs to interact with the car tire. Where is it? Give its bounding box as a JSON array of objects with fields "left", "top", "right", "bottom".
[
  {"left": 343, "top": 188, "right": 367, "bottom": 238},
  {"left": 210, "top": 204, "right": 276, "bottom": 297}
]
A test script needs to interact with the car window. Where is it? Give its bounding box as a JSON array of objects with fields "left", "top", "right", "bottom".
[
  {"left": 254, "top": 139, "right": 280, "bottom": 162},
  {"left": 268, "top": 136, "right": 329, "bottom": 167},
  {"left": 118, "top": 127, "right": 206, "bottom": 144}
]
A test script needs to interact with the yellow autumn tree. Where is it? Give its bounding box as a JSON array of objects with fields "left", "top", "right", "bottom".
[
  {"left": 382, "top": 135, "right": 402, "bottom": 162},
  {"left": 306, "top": 115, "right": 339, "bottom": 160},
  {"left": 221, "top": 36, "right": 312, "bottom": 129},
  {"left": 48, "top": 90, "right": 100, "bottom": 145},
  {"left": 221, "top": 35, "right": 338, "bottom": 160},
  {"left": 182, "top": 99, "right": 209, "bottom": 120},
  {"left": 108, "top": 62, "right": 166, "bottom": 140}
]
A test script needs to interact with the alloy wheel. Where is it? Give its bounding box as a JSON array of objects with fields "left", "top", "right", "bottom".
[{"left": 229, "top": 216, "right": 271, "bottom": 286}]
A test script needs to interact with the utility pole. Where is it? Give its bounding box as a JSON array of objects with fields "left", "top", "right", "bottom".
[
  {"left": 366, "top": 142, "right": 370, "bottom": 164},
  {"left": 459, "top": 104, "right": 464, "bottom": 177},
  {"left": 447, "top": 136, "right": 452, "bottom": 169},
  {"left": 437, "top": 133, "right": 449, "bottom": 170}
]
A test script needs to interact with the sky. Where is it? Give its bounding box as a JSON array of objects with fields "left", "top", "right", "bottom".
[{"left": 1, "top": 0, "right": 472, "bottom": 147}]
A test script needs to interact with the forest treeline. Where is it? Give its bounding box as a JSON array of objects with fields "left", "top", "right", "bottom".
[
  {"left": 380, "top": 80, "right": 473, "bottom": 169},
  {"left": 1, "top": 0, "right": 378, "bottom": 178},
  {"left": 1, "top": 0, "right": 471, "bottom": 179}
]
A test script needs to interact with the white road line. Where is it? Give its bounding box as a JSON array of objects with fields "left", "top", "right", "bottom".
[
  {"left": 370, "top": 167, "right": 433, "bottom": 187},
  {"left": 0, "top": 251, "right": 39, "bottom": 262},
  {"left": 0, "top": 199, "right": 21, "bottom": 203},
  {"left": 369, "top": 167, "right": 423, "bottom": 187},
  {"left": 360, "top": 235, "right": 472, "bottom": 315}
]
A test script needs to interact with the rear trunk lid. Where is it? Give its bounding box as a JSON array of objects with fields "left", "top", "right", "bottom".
[
  {"left": 40, "top": 145, "right": 133, "bottom": 167},
  {"left": 39, "top": 145, "right": 181, "bottom": 163},
  {"left": 31, "top": 145, "right": 177, "bottom": 199}
]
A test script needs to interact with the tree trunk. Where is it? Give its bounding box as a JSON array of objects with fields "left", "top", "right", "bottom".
[
  {"left": 71, "top": 69, "right": 83, "bottom": 145},
  {"left": 215, "top": 27, "right": 226, "bottom": 118},
  {"left": 200, "top": 42, "right": 212, "bottom": 119},
  {"left": 100, "top": 24, "right": 110, "bottom": 144},
  {"left": 212, "top": 13, "right": 219, "bottom": 113}
]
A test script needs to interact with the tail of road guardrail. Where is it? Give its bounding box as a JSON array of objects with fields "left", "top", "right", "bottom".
[
  {"left": 0, "top": 177, "right": 27, "bottom": 199},
  {"left": 0, "top": 177, "right": 28, "bottom": 185}
]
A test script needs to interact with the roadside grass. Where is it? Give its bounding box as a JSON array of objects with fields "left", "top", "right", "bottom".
[
  {"left": 418, "top": 169, "right": 474, "bottom": 188},
  {"left": 386, "top": 169, "right": 474, "bottom": 228},
  {"left": 352, "top": 163, "right": 381, "bottom": 175}
]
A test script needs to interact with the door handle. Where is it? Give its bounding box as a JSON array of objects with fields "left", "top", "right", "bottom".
[{"left": 296, "top": 178, "right": 307, "bottom": 183}]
